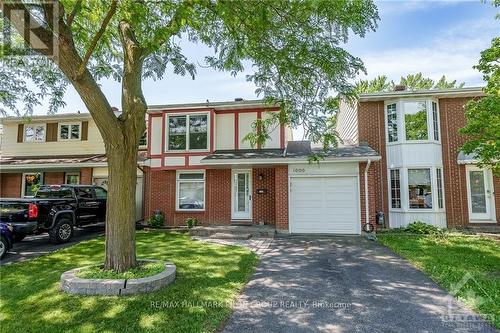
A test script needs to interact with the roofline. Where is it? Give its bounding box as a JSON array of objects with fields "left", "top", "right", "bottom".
[
  {"left": 147, "top": 99, "right": 278, "bottom": 113},
  {"left": 358, "top": 87, "right": 485, "bottom": 102},
  {"left": 0, "top": 162, "right": 109, "bottom": 170},
  {"left": 199, "top": 155, "right": 381, "bottom": 166},
  {"left": 0, "top": 112, "right": 95, "bottom": 124}
]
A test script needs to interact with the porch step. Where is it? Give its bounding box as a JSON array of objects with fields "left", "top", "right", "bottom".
[
  {"left": 230, "top": 220, "right": 253, "bottom": 226},
  {"left": 189, "top": 225, "right": 275, "bottom": 238},
  {"left": 467, "top": 225, "right": 500, "bottom": 234},
  {"left": 210, "top": 233, "right": 252, "bottom": 240}
]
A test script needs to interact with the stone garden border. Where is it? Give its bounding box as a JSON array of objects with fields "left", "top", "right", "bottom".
[{"left": 60, "top": 259, "right": 176, "bottom": 296}]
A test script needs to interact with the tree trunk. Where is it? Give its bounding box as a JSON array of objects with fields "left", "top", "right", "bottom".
[{"left": 104, "top": 140, "right": 138, "bottom": 271}]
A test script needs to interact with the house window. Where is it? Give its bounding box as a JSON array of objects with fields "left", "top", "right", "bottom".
[
  {"left": 436, "top": 168, "right": 444, "bottom": 209},
  {"left": 176, "top": 171, "right": 205, "bottom": 210},
  {"left": 390, "top": 169, "right": 401, "bottom": 208},
  {"left": 386, "top": 103, "right": 398, "bottom": 142},
  {"left": 404, "top": 101, "right": 428, "bottom": 141},
  {"left": 432, "top": 102, "right": 439, "bottom": 141},
  {"left": 65, "top": 173, "right": 80, "bottom": 184},
  {"left": 23, "top": 172, "right": 43, "bottom": 197},
  {"left": 168, "top": 114, "right": 208, "bottom": 151},
  {"left": 59, "top": 123, "right": 81, "bottom": 140},
  {"left": 25, "top": 125, "right": 45, "bottom": 142},
  {"left": 408, "top": 168, "right": 432, "bottom": 209}
]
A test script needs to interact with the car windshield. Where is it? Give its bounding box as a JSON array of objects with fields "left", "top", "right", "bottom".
[{"left": 35, "top": 187, "right": 74, "bottom": 199}]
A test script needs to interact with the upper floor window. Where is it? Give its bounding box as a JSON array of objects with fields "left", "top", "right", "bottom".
[
  {"left": 404, "top": 101, "right": 428, "bottom": 141},
  {"left": 386, "top": 103, "right": 398, "bottom": 142},
  {"left": 167, "top": 114, "right": 208, "bottom": 151},
  {"left": 25, "top": 124, "right": 45, "bottom": 142},
  {"left": 432, "top": 102, "right": 439, "bottom": 141},
  {"left": 59, "top": 123, "right": 81, "bottom": 140}
]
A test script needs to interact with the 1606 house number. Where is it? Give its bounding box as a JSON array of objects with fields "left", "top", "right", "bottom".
[{"left": 292, "top": 168, "right": 306, "bottom": 173}]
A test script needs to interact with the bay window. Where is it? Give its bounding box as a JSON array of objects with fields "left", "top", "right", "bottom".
[
  {"left": 432, "top": 102, "right": 439, "bottom": 141},
  {"left": 404, "top": 101, "right": 428, "bottom": 141},
  {"left": 408, "top": 169, "right": 432, "bottom": 209},
  {"left": 176, "top": 172, "right": 205, "bottom": 210},
  {"left": 386, "top": 103, "right": 398, "bottom": 142},
  {"left": 436, "top": 168, "right": 444, "bottom": 209},
  {"left": 25, "top": 124, "right": 45, "bottom": 142},
  {"left": 168, "top": 114, "right": 208, "bottom": 151},
  {"left": 390, "top": 169, "right": 401, "bottom": 208}
]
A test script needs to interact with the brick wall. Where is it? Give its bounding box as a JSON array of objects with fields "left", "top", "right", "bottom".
[
  {"left": 252, "top": 168, "right": 276, "bottom": 225},
  {"left": 44, "top": 172, "right": 65, "bottom": 185},
  {"left": 357, "top": 101, "right": 389, "bottom": 227},
  {"left": 439, "top": 97, "right": 500, "bottom": 226},
  {"left": 274, "top": 165, "right": 288, "bottom": 231},
  {"left": 80, "top": 168, "right": 93, "bottom": 185},
  {"left": 359, "top": 162, "right": 377, "bottom": 230},
  {"left": 0, "top": 173, "right": 22, "bottom": 197}
]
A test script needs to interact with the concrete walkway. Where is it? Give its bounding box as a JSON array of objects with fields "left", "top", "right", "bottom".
[
  {"left": 192, "top": 236, "right": 273, "bottom": 255},
  {"left": 223, "top": 236, "right": 497, "bottom": 333}
]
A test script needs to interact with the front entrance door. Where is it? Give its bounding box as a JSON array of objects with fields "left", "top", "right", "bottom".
[
  {"left": 466, "top": 166, "right": 496, "bottom": 222},
  {"left": 232, "top": 170, "right": 252, "bottom": 220}
]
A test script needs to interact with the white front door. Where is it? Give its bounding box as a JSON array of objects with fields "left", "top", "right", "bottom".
[
  {"left": 232, "top": 170, "right": 252, "bottom": 220},
  {"left": 466, "top": 166, "right": 496, "bottom": 222}
]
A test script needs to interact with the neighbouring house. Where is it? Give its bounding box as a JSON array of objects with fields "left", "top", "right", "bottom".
[
  {"left": 337, "top": 86, "right": 499, "bottom": 229},
  {"left": 142, "top": 99, "right": 380, "bottom": 234},
  {"left": 0, "top": 112, "right": 146, "bottom": 221}
]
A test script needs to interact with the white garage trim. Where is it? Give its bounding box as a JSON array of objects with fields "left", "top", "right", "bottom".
[{"left": 288, "top": 174, "right": 361, "bottom": 235}]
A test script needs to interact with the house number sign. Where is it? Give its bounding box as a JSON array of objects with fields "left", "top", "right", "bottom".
[{"left": 292, "top": 168, "right": 306, "bottom": 173}]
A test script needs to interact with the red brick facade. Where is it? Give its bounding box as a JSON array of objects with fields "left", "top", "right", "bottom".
[
  {"left": 143, "top": 166, "right": 289, "bottom": 228},
  {"left": 359, "top": 162, "right": 377, "bottom": 230},
  {"left": 80, "top": 168, "right": 93, "bottom": 185},
  {"left": 357, "top": 101, "right": 389, "bottom": 227}
]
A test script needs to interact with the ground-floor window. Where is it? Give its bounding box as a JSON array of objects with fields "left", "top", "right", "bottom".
[
  {"left": 23, "top": 172, "right": 43, "bottom": 197},
  {"left": 408, "top": 168, "right": 432, "bottom": 209},
  {"left": 176, "top": 171, "right": 205, "bottom": 211},
  {"left": 65, "top": 172, "right": 80, "bottom": 184},
  {"left": 436, "top": 168, "right": 444, "bottom": 209},
  {"left": 390, "top": 169, "right": 401, "bottom": 208}
]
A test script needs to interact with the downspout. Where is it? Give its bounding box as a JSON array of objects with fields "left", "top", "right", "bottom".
[{"left": 364, "top": 159, "right": 372, "bottom": 233}]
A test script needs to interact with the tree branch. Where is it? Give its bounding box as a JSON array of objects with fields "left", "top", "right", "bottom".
[
  {"left": 76, "top": 0, "right": 118, "bottom": 79},
  {"left": 67, "top": 0, "right": 82, "bottom": 27}
]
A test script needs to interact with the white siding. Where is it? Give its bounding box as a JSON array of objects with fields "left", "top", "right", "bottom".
[
  {"left": 150, "top": 116, "right": 163, "bottom": 154},
  {"left": 238, "top": 112, "right": 257, "bottom": 149},
  {"left": 215, "top": 113, "right": 235, "bottom": 150},
  {"left": 336, "top": 99, "right": 358, "bottom": 145},
  {"left": 189, "top": 156, "right": 203, "bottom": 166},
  {"left": 1, "top": 120, "right": 105, "bottom": 157},
  {"left": 262, "top": 111, "right": 280, "bottom": 148},
  {"left": 389, "top": 211, "right": 447, "bottom": 228},
  {"left": 164, "top": 156, "right": 185, "bottom": 166}
]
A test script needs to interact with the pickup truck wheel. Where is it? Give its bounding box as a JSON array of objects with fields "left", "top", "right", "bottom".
[
  {"left": 13, "top": 233, "right": 26, "bottom": 242},
  {"left": 49, "top": 218, "right": 74, "bottom": 244},
  {"left": 0, "top": 236, "right": 8, "bottom": 259}
]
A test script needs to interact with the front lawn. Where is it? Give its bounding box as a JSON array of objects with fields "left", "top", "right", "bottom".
[
  {"left": 378, "top": 234, "right": 500, "bottom": 328},
  {"left": 0, "top": 232, "right": 258, "bottom": 333}
]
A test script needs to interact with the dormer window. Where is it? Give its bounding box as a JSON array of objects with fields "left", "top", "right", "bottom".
[{"left": 167, "top": 113, "right": 208, "bottom": 151}]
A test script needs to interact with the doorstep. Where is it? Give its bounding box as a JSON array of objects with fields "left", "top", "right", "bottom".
[{"left": 189, "top": 225, "right": 275, "bottom": 238}]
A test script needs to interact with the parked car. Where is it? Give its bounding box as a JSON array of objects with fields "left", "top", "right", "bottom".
[
  {"left": 0, "top": 223, "right": 14, "bottom": 259},
  {"left": 0, "top": 185, "right": 107, "bottom": 244}
]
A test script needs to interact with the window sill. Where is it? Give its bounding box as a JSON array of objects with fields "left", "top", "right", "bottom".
[
  {"left": 175, "top": 209, "right": 205, "bottom": 213},
  {"left": 165, "top": 149, "right": 209, "bottom": 153},
  {"left": 386, "top": 141, "right": 441, "bottom": 146}
]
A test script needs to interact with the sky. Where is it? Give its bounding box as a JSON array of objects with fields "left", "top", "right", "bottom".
[{"left": 36, "top": 0, "right": 499, "bottom": 114}]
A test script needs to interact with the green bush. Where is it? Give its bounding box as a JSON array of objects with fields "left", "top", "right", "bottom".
[
  {"left": 186, "top": 217, "right": 199, "bottom": 229},
  {"left": 404, "top": 221, "right": 443, "bottom": 235},
  {"left": 148, "top": 211, "right": 164, "bottom": 228}
]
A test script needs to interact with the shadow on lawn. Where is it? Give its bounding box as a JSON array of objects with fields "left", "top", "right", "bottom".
[{"left": 0, "top": 232, "right": 258, "bottom": 333}]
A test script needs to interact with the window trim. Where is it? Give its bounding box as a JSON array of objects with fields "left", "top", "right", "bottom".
[
  {"left": 24, "top": 123, "right": 46, "bottom": 142},
  {"left": 389, "top": 169, "right": 402, "bottom": 209},
  {"left": 65, "top": 172, "right": 80, "bottom": 185},
  {"left": 21, "top": 172, "right": 44, "bottom": 197},
  {"left": 165, "top": 112, "right": 210, "bottom": 152},
  {"left": 58, "top": 122, "right": 82, "bottom": 141},
  {"left": 175, "top": 170, "right": 206, "bottom": 211}
]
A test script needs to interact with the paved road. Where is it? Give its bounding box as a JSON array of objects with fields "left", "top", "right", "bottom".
[
  {"left": 0, "top": 225, "right": 104, "bottom": 265},
  {"left": 223, "top": 236, "right": 497, "bottom": 333}
]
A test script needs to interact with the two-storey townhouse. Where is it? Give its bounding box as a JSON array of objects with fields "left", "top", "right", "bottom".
[
  {"left": 337, "top": 86, "right": 499, "bottom": 229},
  {"left": 0, "top": 113, "right": 146, "bottom": 221},
  {"left": 143, "top": 99, "right": 381, "bottom": 234}
]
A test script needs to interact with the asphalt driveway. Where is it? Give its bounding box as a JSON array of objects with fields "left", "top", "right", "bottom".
[
  {"left": 0, "top": 225, "right": 104, "bottom": 265},
  {"left": 224, "top": 236, "right": 497, "bottom": 333}
]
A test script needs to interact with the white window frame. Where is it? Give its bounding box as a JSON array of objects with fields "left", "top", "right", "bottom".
[
  {"left": 21, "top": 172, "right": 44, "bottom": 197},
  {"left": 58, "top": 122, "right": 82, "bottom": 141},
  {"left": 65, "top": 172, "right": 80, "bottom": 184},
  {"left": 436, "top": 168, "right": 445, "bottom": 209},
  {"left": 389, "top": 169, "right": 402, "bottom": 209},
  {"left": 175, "top": 170, "right": 206, "bottom": 211},
  {"left": 385, "top": 99, "right": 441, "bottom": 145},
  {"left": 24, "top": 124, "right": 46, "bottom": 142},
  {"left": 165, "top": 112, "right": 210, "bottom": 152}
]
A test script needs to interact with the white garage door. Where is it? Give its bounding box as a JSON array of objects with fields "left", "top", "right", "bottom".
[{"left": 290, "top": 176, "right": 360, "bottom": 234}]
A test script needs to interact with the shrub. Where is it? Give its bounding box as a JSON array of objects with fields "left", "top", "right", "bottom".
[
  {"left": 405, "top": 221, "right": 443, "bottom": 235},
  {"left": 186, "top": 217, "right": 199, "bottom": 229},
  {"left": 148, "top": 210, "right": 165, "bottom": 228}
]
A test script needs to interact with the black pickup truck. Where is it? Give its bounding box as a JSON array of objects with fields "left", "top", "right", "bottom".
[{"left": 0, "top": 185, "right": 107, "bottom": 243}]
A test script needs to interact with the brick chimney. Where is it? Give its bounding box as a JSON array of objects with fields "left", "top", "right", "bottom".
[{"left": 394, "top": 85, "right": 406, "bottom": 92}]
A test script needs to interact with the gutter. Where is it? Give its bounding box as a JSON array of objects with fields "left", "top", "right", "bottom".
[
  {"left": 199, "top": 156, "right": 382, "bottom": 166},
  {"left": 364, "top": 159, "right": 371, "bottom": 232}
]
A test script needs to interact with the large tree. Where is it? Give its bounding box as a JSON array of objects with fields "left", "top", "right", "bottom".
[{"left": 1, "top": 0, "right": 378, "bottom": 271}]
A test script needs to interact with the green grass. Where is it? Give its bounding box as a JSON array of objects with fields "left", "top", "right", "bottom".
[
  {"left": 76, "top": 261, "right": 165, "bottom": 279},
  {"left": 0, "top": 232, "right": 258, "bottom": 333},
  {"left": 378, "top": 233, "right": 500, "bottom": 328}
]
